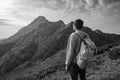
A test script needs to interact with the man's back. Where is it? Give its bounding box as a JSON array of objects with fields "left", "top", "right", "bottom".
[{"left": 65, "top": 30, "right": 88, "bottom": 66}]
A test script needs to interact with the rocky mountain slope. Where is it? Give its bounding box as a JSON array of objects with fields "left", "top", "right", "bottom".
[
  {"left": 0, "top": 16, "right": 120, "bottom": 80},
  {"left": 12, "top": 45, "right": 120, "bottom": 80}
]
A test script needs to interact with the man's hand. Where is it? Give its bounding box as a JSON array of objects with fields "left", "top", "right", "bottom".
[
  {"left": 65, "top": 64, "right": 70, "bottom": 72},
  {"left": 65, "top": 65, "right": 68, "bottom": 71}
]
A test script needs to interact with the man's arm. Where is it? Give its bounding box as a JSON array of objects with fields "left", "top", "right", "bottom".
[{"left": 65, "top": 33, "right": 76, "bottom": 67}]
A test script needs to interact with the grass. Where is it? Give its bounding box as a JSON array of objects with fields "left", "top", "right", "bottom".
[{"left": 108, "top": 48, "right": 120, "bottom": 60}]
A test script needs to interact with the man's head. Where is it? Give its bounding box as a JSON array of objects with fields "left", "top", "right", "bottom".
[{"left": 73, "top": 19, "right": 84, "bottom": 31}]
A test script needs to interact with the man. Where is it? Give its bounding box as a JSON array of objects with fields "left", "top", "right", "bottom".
[{"left": 65, "top": 19, "right": 88, "bottom": 80}]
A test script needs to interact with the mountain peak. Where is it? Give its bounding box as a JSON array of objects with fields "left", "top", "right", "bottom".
[
  {"left": 35, "top": 16, "right": 48, "bottom": 23},
  {"left": 58, "top": 20, "right": 64, "bottom": 24},
  {"left": 27, "top": 16, "right": 49, "bottom": 27},
  {"left": 31, "top": 16, "right": 49, "bottom": 24}
]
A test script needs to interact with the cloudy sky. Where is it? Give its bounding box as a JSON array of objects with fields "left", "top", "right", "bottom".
[{"left": 0, "top": 0, "right": 120, "bottom": 38}]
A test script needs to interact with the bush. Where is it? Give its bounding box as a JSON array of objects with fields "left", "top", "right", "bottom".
[
  {"left": 100, "top": 74, "right": 120, "bottom": 80},
  {"left": 108, "top": 48, "right": 120, "bottom": 60}
]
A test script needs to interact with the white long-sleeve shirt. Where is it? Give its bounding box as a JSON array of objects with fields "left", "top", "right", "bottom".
[{"left": 65, "top": 31, "right": 83, "bottom": 66}]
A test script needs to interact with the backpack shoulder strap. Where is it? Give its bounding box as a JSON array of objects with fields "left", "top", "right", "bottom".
[
  {"left": 75, "top": 32, "right": 86, "bottom": 44},
  {"left": 76, "top": 32, "right": 93, "bottom": 50},
  {"left": 74, "top": 33, "right": 83, "bottom": 55},
  {"left": 75, "top": 32, "right": 82, "bottom": 40}
]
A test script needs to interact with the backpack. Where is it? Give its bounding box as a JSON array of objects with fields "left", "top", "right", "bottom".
[{"left": 76, "top": 32, "right": 97, "bottom": 69}]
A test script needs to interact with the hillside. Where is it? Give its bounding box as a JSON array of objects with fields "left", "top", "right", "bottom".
[
  {"left": 0, "top": 16, "right": 120, "bottom": 80},
  {"left": 1, "top": 41, "right": 120, "bottom": 80}
]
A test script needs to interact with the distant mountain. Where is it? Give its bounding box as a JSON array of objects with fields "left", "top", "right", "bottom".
[
  {"left": 0, "top": 16, "right": 120, "bottom": 79},
  {"left": 95, "top": 29, "right": 103, "bottom": 34},
  {"left": 0, "top": 38, "right": 4, "bottom": 41}
]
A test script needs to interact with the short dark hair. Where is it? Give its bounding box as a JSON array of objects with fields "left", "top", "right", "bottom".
[{"left": 74, "top": 19, "right": 84, "bottom": 30}]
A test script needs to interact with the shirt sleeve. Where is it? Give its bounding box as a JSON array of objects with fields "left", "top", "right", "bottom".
[{"left": 65, "top": 33, "right": 77, "bottom": 66}]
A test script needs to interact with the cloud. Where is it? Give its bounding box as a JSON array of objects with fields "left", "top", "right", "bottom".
[
  {"left": 15, "top": 0, "right": 66, "bottom": 11},
  {"left": 12, "top": 0, "right": 120, "bottom": 16},
  {"left": 0, "top": 19, "right": 16, "bottom": 26},
  {"left": 0, "top": 19, "right": 9, "bottom": 22},
  {"left": 0, "top": 21, "right": 9, "bottom": 26},
  {"left": 63, "top": 0, "right": 120, "bottom": 14}
]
